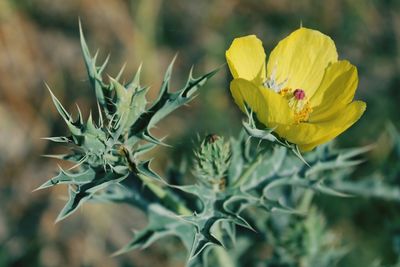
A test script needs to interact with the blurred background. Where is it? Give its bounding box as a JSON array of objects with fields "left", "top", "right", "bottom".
[{"left": 0, "top": 0, "right": 399, "bottom": 266}]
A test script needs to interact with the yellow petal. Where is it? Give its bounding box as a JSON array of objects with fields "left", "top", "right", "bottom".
[
  {"left": 267, "top": 28, "right": 338, "bottom": 97},
  {"left": 230, "top": 78, "right": 294, "bottom": 127},
  {"left": 300, "top": 101, "right": 366, "bottom": 151},
  {"left": 309, "top": 60, "right": 358, "bottom": 122},
  {"left": 226, "top": 35, "right": 266, "bottom": 84},
  {"left": 279, "top": 101, "right": 366, "bottom": 151}
]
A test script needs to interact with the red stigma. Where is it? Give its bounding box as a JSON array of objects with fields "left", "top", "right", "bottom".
[{"left": 293, "top": 89, "right": 305, "bottom": 100}]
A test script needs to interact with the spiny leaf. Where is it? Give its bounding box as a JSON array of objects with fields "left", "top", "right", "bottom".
[
  {"left": 126, "top": 63, "right": 143, "bottom": 89},
  {"left": 113, "top": 204, "right": 194, "bottom": 256},
  {"left": 55, "top": 173, "right": 128, "bottom": 222},
  {"left": 148, "top": 67, "right": 220, "bottom": 129},
  {"left": 41, "top": 136, "right": 71, "bottom": 143},
  {"left": 56, "top": 185, "right": 90, "bottom": 222},
  {"left": 314, "top": 181, "right": 353, "bottom": 197},
  {"left": 305, "top": 159, "right": 363, "bottom": 177},
  {"left": 337, "top": 144, "right": 374, "bottom": 161},
  {"left": 47, "top": 85, "right": 82, "bottom": 136},
  {"left": 141, "top": 130, "right": 169, "bottom": 146},
  {"left": 331, "top": 177, "right": 400, "bottom": 201},
  {"left": 172, "top": 184, "right": 212, "bottom": 202},
  {"left": 188, "top": 233, "right": 221, "bottom": 262},
  {"left": 156, "top": 54, "right": 177, "bottom": 102},
  {"left": 129, "top": 60, "right": 220, "bottom": 136},
  {"left": 243, "top": 108, "right": 310, "bottom": 165},
  {"left": 242, "top": 118, "right": 276, "bottom": 142},
  {"left": 136, "top": 159, "right": 163, "bottom": 182},
  {"left": 46, "top": 84, "right": 72, "bottom": 123},
  {"left": 110, "top": 76, "right": 127, "bottom": 101},
  {"left": 36, "top": 167, "right": 96, "bottom": 191},
  {"left": 86, "top": 112, "right": 98, "bottom": 134},
  {"left": 134, "top": 142, "right": 158, "bottom": 156},
  {"left": 79, "top": 20, "right": 106, "bottom": 105}
]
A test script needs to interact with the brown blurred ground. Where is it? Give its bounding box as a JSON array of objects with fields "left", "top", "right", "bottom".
[{"left": 0, "top": 0, "right": 399, "bottom": 266}]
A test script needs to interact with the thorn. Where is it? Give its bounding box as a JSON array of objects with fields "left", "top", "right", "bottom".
[
  {"left": 188, "top": 65, "right": 195, "bottom": 79},
  {"left": 93, "top": 49, "right": 100, "bottom": 63},
  {"left": 97, "top": 101, "right": 104, "bottom": 127},
  {"left": 75, "top": 104, "right": 83, "bottom": 124},
  {"left": 78, "top": 18, "right": 83, "bottom": 35},
  {"left": 41, "top": 154, "right": 67, "bottom": 159},
  {"left": 129, "top": 62, "right": 143, "bottom": 89},
  {"left": 294, "top": 149, "right": 310, "bottom": 167},
  {"left": 116, "top": 62, "right": 127, "bottom": 81},
  {"left": 163, "top": 54, "right": 178, "bottom": 82},
  {"left": 45, "top": 83, "right": 71, "bottom": 123},
  {"left": 99, "top": 54, "right": 111, "bottom": 74}
]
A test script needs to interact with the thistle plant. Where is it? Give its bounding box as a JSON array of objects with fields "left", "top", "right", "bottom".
[
  {"left": 39, "top": 25, "right": 400, "bottom": 267},
  {"left": 38, "top": 23, "right": 218, "bottom": 222}
]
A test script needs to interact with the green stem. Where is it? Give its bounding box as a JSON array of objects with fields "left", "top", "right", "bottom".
[
  {"left": 232, "top": 155, "right": 263, "bottom": 188},
  {"left": 138, "top": 173, "right": 192, "bottom": 215},
  {"left": 214, "top": 246, "right": 236, "bottom": 267},
  {"left": 213, "top": 223, "right": 237, "bottom": 267},
  {"left": 123, "top": 148, "right": 191, "bottom": 215},
  {"left": 298, "top": 189, "right": 314, "bottom": 212}
]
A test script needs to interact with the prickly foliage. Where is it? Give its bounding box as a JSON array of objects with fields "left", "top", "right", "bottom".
[
  {"left": 40, "top": 24, "right": 218, "bottom": 222},
  {"left": 319, "top": 123, "right": 400, "bottom": 202},
  {"left": 117, "top": 126, "right": 379, "bottom": 266},
  {"left": 264, "top": 207, "right": 348, "bottom": 267}
]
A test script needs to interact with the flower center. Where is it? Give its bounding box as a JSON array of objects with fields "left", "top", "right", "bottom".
[
  {"left": 293, "top": 89, "right": 305, "bottom": 100},
  {"left": 263, "top": 73, "right": 312, "bottom": 123},
  {"left": 279, "top": 88, "right": 312, "bottom": 123}
]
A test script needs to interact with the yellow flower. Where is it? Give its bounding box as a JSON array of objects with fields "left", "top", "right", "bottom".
[{"left": 226, "top": 27, "right": 366, "bottom": 152}]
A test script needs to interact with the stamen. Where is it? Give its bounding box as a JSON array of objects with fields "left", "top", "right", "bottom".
[
  {"left": 279, "top": 87, "right": 312, "bottom": 123},
  {"left": 263, "top": 63, "right": 288, "bottom": 92}
]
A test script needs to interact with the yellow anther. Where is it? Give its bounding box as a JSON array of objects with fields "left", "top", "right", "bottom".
[{"left": 279, "top": 87, "right": 312, "bottom": 123}]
